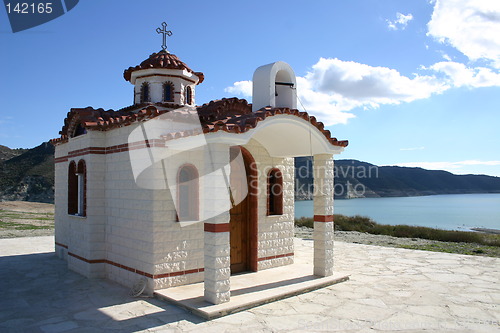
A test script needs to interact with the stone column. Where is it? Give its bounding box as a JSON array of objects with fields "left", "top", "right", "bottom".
[
  {"left": 203, "top": 143, "right": 231, "bottom": 304},
  {"left": 313, "top": 154, "right": 335, "bottom": 277}
]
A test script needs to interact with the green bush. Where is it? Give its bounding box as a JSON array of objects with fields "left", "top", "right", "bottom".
[
  {"left": 295, "top": 216, "right": 314, "bottom": 229},
  {"left": 295, "top": 214, "right": 500, "bottom": 247}
]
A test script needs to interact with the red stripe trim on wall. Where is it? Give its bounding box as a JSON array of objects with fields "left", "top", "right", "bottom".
[
  {"left": 63, "top": 247, "right": 203, "bottom": 279},
  {"left": 61, "top": 247, "right": 294, "bottom": 276},
  {"left": 257, "top": 252, "right": 294, "bottom": 262},
  {"left": 204, "top": 223, "right": 230, "bottom": 233},
  {"left": 313, "top": 215, "right": 334, "bottom": 222},
  {"left": 68, "top": 252, "right": 106, "bottom": 264},
  {"left": 54, "top": 139, "right": 166, "bottom": 164},
  {"left": 55, "top": 242, "right": 68, "bottom": 249}
]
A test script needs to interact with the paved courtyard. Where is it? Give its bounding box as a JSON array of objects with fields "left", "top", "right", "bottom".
[{"left": 0, "top": 236, "right": 498, "bottom": 332}]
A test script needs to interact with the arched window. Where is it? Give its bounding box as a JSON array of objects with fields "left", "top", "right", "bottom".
[
  {"left": 185, "top": 86, "right": 192, "bottom": 105},
  {"left": 77, "top": 160, "right": 87, "bottom": 216},
  {"left": 177, "top": 164, "right": 199, "bottom": 221},
  {"left": 267, "top": 168, "right": 283, "bottom": 215},
  {"left": 163, "top": 82, "right": 174, "bottom": 102},
  {"left": 140, "top": 82, "right": 150, "bottom": 103},
  {"left": 68, "top": 161, "right": 78, "bottom": 215},
  {"left": 68, "top": 160, "right": 86, "bottom": 216}
]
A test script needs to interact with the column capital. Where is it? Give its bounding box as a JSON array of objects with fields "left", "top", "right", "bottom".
[{"left": 313, "top": 153, "right": 334, "bottom": 161}]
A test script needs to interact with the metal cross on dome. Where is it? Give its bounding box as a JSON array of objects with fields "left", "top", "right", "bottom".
[{"left": 156, "top": 22, "right": 172, "bottom": 51}]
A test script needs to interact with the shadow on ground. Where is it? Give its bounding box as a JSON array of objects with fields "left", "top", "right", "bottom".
[{"left": 0, "top": 252, "right": 205, "bottom": 332}]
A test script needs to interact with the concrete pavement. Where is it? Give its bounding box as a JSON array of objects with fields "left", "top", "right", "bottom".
[{"left": 0, "top": 236, "right": 498, "bottom": 332}]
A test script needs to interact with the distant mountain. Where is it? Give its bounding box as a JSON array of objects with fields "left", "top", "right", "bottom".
[
  {"left": 295, "top": 157, "right": 500, "bottom": 200},
  {"left": 0, "top": 142, "right": 54, "bottom": 203},
  {"left": 0, "top": 145, "right": 27, "bottom": 162},
  {"left": 2, "top": 143, "right": 500, "bottom": 204}
]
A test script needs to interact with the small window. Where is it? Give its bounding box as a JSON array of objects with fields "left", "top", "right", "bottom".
[
  {"left": 140, "top": 82, "right": 150, "bottom": 103},
  {"left": 163, "top": 82, "right": 174, "bottom": 102},
  {"left": 177, "top": 164, "right": 199, "bottom": 221},
  {"left": 185, "top": 86, "right": 192, "bottom": 105},
  {"left": 267, "top": 168, "right": 283, "bottom": 215},
  {"left": 68, "top": 160, "right": 86, "bottom": 216}
]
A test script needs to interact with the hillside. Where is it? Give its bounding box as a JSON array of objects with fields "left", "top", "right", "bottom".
[
  {"left": 0, "top": 145, "right": 27, "bottom": 162},
  {"left": 295, "top": 157, "right": 500, "bottom": 200},
  {"left": 1, "top": 143, "right": 500, "bottom": 204},
  {"left": 0, "top": 142, "right": 54, "bottom": 203}
]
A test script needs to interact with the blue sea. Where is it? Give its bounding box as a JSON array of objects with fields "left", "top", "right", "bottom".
[{"left": 294, "top": 193, "right": 500, "bottom": 231}]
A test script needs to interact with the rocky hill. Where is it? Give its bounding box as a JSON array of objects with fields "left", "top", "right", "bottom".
[
  {"left": 2, "top": 143, "right": 500, "bottom": 204},
  {"left": 0, "top": 142, "right": 54, "bottom": 203},
  {"left": 0, "top": 145, "right": 27, "bottom": 162},
  {"left": 295, "top": 157, "right": 500, "bottom": 200}
]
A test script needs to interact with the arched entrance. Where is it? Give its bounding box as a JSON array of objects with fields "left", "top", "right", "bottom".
[{"left": 229, "top": 146, "right": 258, "bottom": 273}]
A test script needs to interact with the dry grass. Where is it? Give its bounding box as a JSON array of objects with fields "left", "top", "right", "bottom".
[
  {"left": 295, "top": 215, "right": 500, "bottom": 247},
  {"left": 0, "top": 201, "right": 54, "bottom": 238}
]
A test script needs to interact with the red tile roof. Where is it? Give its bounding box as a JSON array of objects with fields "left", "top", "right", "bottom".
[
  {"left": 52, "top": 103, "right": 182, "bottom": 144},
  {"left": 195, "top": 98, "right": 348, "bottom": 147},
  {"left": 52, "top": 98, "right": 348, "bottom": 148},
  {"left": 123, "top": 50, "right": 204, "bottom": 84}
]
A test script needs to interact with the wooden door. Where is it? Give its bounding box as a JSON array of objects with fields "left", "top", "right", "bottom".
[{"left": 229, "top": 147, "right": 250, "bottom": 273}]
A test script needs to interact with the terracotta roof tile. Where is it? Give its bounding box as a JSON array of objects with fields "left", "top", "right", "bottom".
[
  {"left": 196, "top": 99, "right": 348, "bottom": 147},
  {"left": 52, "top": 103, "right": 182, "bottom": 144},
  {"left": 123, "top": 50, "right": 203, "bottom": 83},
  {"left": 52, "top": 98, "right": 348, "bottom": 148}
]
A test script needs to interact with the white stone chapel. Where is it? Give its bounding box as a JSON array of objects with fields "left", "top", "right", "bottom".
[{"left": 51, "top": 25, "right": 347, "bottom": 305}]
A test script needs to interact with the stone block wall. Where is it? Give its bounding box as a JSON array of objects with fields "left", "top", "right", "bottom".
[
  {"left": 54, "top": 128, "right": 297, "bottom": 293},
  {"left": 150, "top": 147, "right": 208, "bottom": 289},
  {"left": 54, "top": 142, "right": 70, "bottom": 261},
  {"left": 55, "top": 132, "right": 107, "bottom": 279},
  {"left": 103, "top": 125, "right": 161, "bottom": 291},
  {"left": 243, "top": 139, "right": 295, "bottom": 270}
]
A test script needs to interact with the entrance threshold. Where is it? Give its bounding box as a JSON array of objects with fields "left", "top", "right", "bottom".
[{"left": 154, "top": 262, "right": 349, "bottom": 319}]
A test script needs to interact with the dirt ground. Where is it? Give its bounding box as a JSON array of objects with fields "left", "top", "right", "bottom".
[
  {"left": 0, "top": 201, "right": 54, "bottom": 214},
  {"left": 0, "top": 201, "right": 55, "bottom": 238}
]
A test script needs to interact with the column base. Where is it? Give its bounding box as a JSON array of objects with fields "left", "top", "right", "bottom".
[
  {"left": 314, "top": 265, "right": 334, "bottom": 277},
  {"left": 204, "top": 290, "right": 230, "bottom": 304}
]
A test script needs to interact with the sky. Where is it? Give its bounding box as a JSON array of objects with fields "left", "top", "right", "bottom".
[{"left": 1, "top": 0, "right": 499, "bottom": 176}]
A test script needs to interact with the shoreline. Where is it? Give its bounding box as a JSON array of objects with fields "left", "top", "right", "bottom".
[
  {"left": 296, "top": 193, "right": 500, "bottom": 233},
  {"left": 296, "top": 192, "right": 500, "bottom": 201},
  {"left": 295, "top": 226, "right": 500, "bottom": 257},
  {"left": 471, "top": 227, "right": 500, "bottom": 235}
]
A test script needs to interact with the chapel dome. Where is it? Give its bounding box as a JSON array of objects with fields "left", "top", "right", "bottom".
[{"left": 123, "top": 50, "right": 204, "bottom": 84}]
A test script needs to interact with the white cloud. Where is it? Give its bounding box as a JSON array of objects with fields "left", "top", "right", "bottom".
[
  {"left": 438, "top": 51, "right": 452, "bottom": 61},
  {"left": 307, "top": 58, "right": 447, "bottom": 103},
  {"left": 428, "top": 61, "right": 500, "bottom": 87},
  {"left": 224, "top": 77, "right": 356, "bottom": 125},
  {"left": 442, "top": 54, "right": 451, "bottom": 61},
  {"left": 387, "top": 12, "right": 414, "bottom": 30},
  {"left": 390, "top": 160, "right": 500, "bottom": 175},
  {"left": 224, "top": 80, "right": 252, "bottom": 96},
  {"left": 225, "top": 57, "right": 449, "bottom": 126},
  {"left": 294, "top": 76, "right": 356, "bottom": 125},
  {"left": 427, "top": 0, "right": 500, "bottom": 68}
]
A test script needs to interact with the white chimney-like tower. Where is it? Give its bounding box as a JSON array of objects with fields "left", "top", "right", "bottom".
[{"left": 252, "top": 61, "right": 297, "bottom": 112}]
